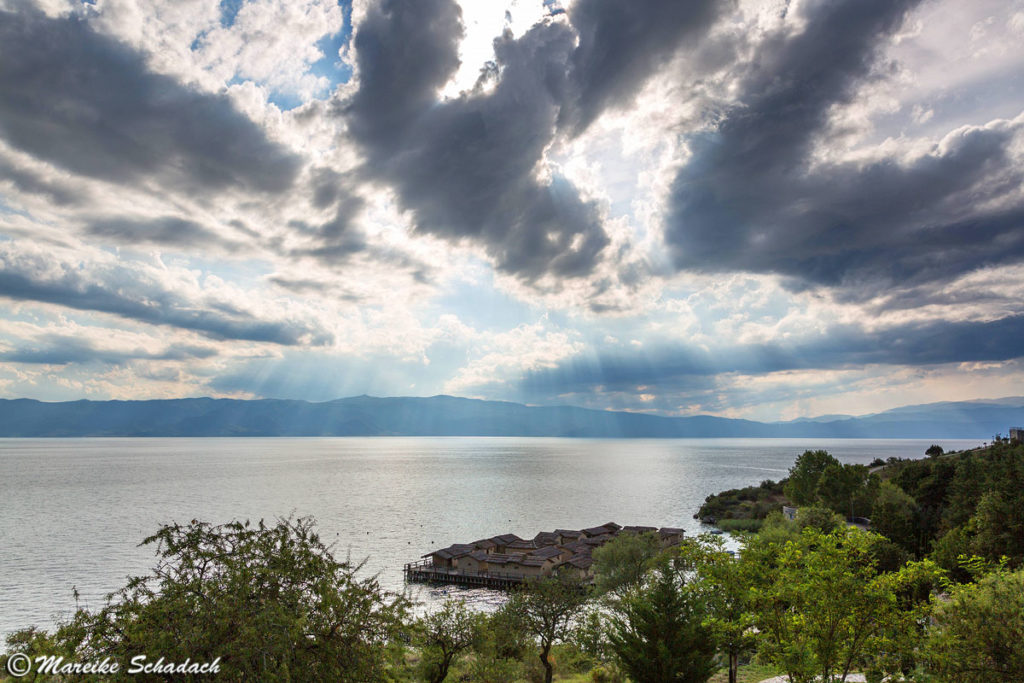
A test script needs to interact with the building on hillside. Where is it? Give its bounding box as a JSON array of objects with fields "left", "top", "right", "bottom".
[
  {"left": 782, "top": 505, "right": 798, "bottom": 521},
  {"left": 1010, "top": 427, "right": 1023, "bottom": 443}
]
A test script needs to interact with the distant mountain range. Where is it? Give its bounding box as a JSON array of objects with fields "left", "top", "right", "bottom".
[{"left": 0, "top": 395, "right": 1021, "bottom": 438}]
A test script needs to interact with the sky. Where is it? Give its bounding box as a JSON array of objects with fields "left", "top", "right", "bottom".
[{"left": 0, "top": 0, "right": 1022, "bottom": 421}]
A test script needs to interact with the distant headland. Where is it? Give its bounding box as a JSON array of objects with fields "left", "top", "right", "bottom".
[{"left": 0, "top": 395, "right": 1021, "bottom": 438}]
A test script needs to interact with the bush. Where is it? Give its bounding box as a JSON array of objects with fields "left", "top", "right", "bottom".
[
  {"left": 795, "top": 506, "right": 844, "bottom": 533},
  {"left": 465, "top": 654, "right": 525, "bottom": 683},
  {"left": 717, "top": 518, "right": 764, "bottom": 532},
  {"left": 590, "top": 662, "right": 627, "bottom": 682}
]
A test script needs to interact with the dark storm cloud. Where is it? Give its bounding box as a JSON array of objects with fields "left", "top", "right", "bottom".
[
  {"left": 665, "top": 0, "right": 1024, "bottom": 299},
  {"left": 309, "top": 168, "right": 349, "bottom": 210},
  {"left": 340, "top": 0, "right": 736, "bottom": 279},
  {"left": 519, "top": 314, "right": 1024, "bottom": 396},
  {"left": 87, "top": 216, "right": 228, "bottom": 247},
  {"left": 267, "top": 275, "right": 363, "bottom": 301},
  {"left": 0, "top": 249, "right": 333, "bottom": 346},
  {"left": 0, "top": 7, "right": 301, "bottom": 195},
  {"left": 345, "top": 0, "right": 464, "bottom": 151},
  {"left": 345, "top": 4, "right": 606, "bottom": 278},
  {"left": 559, "top": 0, "right": 725, "bottom": 135},
  {"left": 0, "top": 335, "right": 217, "bottom": 366},
  {"left": 0, "top": 157, "right": 84, "bottom": 206}
]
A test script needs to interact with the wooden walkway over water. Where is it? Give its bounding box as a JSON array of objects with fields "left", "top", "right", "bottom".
[{"left": 404, "top": 559, "right": 526, "bottom": 589}]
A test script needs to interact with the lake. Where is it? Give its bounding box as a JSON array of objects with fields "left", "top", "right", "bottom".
[{"left": 0, "top": 437, "right": 978, "bottom": 640}]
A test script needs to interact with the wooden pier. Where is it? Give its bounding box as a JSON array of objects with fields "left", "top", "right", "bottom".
[{"left": 404, "top": 559, "right": 526, "bottom": 589}]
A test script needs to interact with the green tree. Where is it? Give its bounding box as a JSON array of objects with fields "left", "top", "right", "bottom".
[
  {"left": 570, "top": 608, "right": 612, "bottom": 663},
  {"left": 414, "top": 599, "right": 483, "bottom": 683},
  {"left": 591, "top": 530, "right": 662, "bottom": 599},
  {"left": 923, "top": 568, "right": 1024, "bottom": 682},
  {"left": 745, "top": 527, "right": 942, "bottom": 683},
  {"left": 784, "top": 450, "right": 841, "bottom": 506},
  {"left": 929, "top": 525, "right": 973, "bottom": 583},
  {"left": 607, "top": 557, "right": 717, "bottom": 683},
  {"left": 3, "top": 518, "right": 409, "bottom": 682},
  {"left": 758, "top": 510, "right": 802, "bottom": 545},
  {"left": 676, "top": 536, "right": 756, "bottom": 683},
  {"left": 795, "top": 505, "right": 844, "bottom": 533},
  {"left": 818, "top": 463, "right": 877, "bottom": 519},
  {"left": 870, "top": 481, "right": 919, "bottom": 554},
  {"left": 467, "top": 605, "right": 531, "bottom": 683},
  {"left": 506, "top": 574, "right": 590, "bottom": 683},
  {"left": 925, "top": 444, "right": 944, "bottom": 458}
]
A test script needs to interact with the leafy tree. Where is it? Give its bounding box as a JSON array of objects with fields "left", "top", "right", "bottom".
[
  {"left": 3, "top": 517, "right": 409, "bottom": 682},
  {"left": 506, "top": 574, "right": 590, "bottom": 683},
  {"left": 607, "top": 557, "right": 717, "bottom": 683},
  {"left": 894, "top": 455, "right": 959, "bottom": 548},
  {"left": 478, "top": 599, "right": 532, "bottom": 663},
  {"left": 942, "top": 454, "right": 985, "bottom": 529},
  {"left": 817, "top": 463, "right": 877, "bottom": 519},
  {"left": 784, "top": 450, "right": 841, "bottom": 506},
  {"left": 923, "top": 568, "right": 1024, "bottom": 682},
  {"left": 757, "top": 510, "right": 802, "bottom": 545},
  {"left": 414, "top": 599, "right": 482, "bottom": 683},
  {"left": 870, "top": 481, "right": 920, "bottom": 555},
  {"left": 924, "top": 441, "right": 1024, "bottom": 570},
  {"left": 676, "top": 536, "right": 757, "bottom": 683},
  {"left": 795, "top": 506, "right": 844, "bottom": 533},
  {"left": 458, "top": 605, "right": 529, "bottom": 683},
  {"left": 963, "top": 449, "right": 1024, "bottom": 566},
  {"left": 591, "top": 530, "right": 662, "bottom": 599},
  {"left": 929, "top": 525, "right": 973, "bottom": 583},
  {"left": 570, "top": 608, "right": 612, "bottom": 663},
  {"left": 925, "top": 444, "right": 944, "bottom": 458},
  {"left": 745, "top": 527, "right": 943, "bottom": 683}
]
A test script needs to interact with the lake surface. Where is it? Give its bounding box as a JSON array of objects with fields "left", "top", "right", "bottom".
[{"left": 0, "top": 437, "right": 978, "bottom": 640}]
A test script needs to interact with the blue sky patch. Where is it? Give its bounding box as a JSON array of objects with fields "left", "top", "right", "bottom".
[{"left": 219, "top": 0, "right": 244, "bottom": 29}]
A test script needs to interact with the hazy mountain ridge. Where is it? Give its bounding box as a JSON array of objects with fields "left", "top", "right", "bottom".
[{"left": 0, "top": 395, "right": 1021, "bottom": 438}]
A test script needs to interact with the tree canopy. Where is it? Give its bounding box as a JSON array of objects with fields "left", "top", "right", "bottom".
[
  {"left": 607, "top": 557, "right": 717, "bottom": 683},
  {"left": 3, "top": 517, "right": 409, "bottom": 682}
]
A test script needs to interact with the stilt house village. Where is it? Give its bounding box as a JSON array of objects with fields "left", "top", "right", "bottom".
[{"left": 405, "top": 523, "right": 685, "bottom": 588}]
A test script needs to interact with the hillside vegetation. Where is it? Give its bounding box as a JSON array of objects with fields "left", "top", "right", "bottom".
[{"left": 698, "top": 438, "right": 1024, "bottom": 576}]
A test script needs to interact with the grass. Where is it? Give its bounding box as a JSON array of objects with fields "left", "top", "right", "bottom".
[{"left": 717, "top": 518, "right": 765, "bottom": 532}]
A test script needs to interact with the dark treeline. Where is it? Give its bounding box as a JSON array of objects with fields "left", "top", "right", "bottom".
[{"left": 4, "top": 441, "right": 1024, "bottom": 682}]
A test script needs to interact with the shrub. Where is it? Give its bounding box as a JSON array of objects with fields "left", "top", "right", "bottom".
[
  {"left": 2, "top": 517, "right": 409, "bottom": 682},
  {"left": 717, "top": 518, "right": 764, "bottom": 532}
]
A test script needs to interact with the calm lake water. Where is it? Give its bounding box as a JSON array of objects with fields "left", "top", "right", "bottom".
[{"left": 0, "top": 437, "right": 978, "bottom": 640}]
